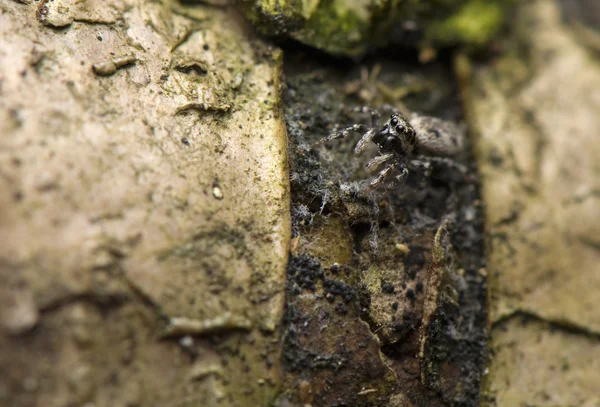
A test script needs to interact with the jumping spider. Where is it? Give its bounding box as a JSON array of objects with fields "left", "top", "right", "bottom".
[{"left": 321, "top": 107, "right": 467, "bottom": 193}]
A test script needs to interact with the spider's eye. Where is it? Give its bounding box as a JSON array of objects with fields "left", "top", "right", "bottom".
[
  {"left": 390, "top": 117, "right": 398, "bottom": 126},
  {"left": 396, "top": 125, "right": 404, "bottom": 133}
]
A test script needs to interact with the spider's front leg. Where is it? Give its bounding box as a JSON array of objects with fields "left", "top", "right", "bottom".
[
  {"left": 316, "top": 123, "right": 369, "bottom": 146},
  {"left": 387, "top": 166, "right": 409, "bottom": 190},
  {"left": 361, "top": 162, "right": 409, "bottom": 195},
  {"left": 365, "top": 153, "right": 393, "bottom": 173},
  {"left": 354, "top": 127, "right": 380, "bottom": 155}
]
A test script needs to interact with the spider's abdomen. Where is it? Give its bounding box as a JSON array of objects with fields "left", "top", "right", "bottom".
[{"left": 409, "top": 115, "right": 466, "bottom": 157}]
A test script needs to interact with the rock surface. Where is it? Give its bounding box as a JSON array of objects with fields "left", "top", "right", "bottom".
[
  {"left": 462, "top": 0, "right": 600, "bottom": 405},
  {"left": 0, "top": 1, "right": 289, "bottom": 406}
]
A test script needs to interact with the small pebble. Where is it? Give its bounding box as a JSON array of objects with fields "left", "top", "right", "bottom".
[{"left": 213, "top": 185, "right": 223, "bottom": 200}]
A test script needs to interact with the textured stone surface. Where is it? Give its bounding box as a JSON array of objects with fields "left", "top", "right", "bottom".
[
  {"left": 465, "top": 0, "right": 600, "bottom": 334},
  {"left": 462, "top": 0, "right": 600, "bottom": 405},
  {"left": 0, "top": 1, "right": 289, "bottom": 406},
  {"left": 484, "top": 316, "right": 600, "bottom": 407}
]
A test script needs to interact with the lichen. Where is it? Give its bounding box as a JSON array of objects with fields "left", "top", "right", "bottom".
[
  {"left": 239, "top": 0, "right": 513, "bottom": 57},
  {"left": 425, "top": 0, "right": 509, "bottom": 48}
]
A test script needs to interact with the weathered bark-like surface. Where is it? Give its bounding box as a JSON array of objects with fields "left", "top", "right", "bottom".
[
  {"left": 0, "top": 1, "right": 289, "bottom": 406},
  {"left": 279, "top": 58, "right": 487, "bottom": 406},
  {"left": 461, "top": 0, "right": 600, "bottom": 405}
]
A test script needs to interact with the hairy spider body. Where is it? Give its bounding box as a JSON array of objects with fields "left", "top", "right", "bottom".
[
  {"left": 322, "top": 110, "right": 466, "bottom": 192},
  {"left": 407, "top": 115, "right": 465, "bottom": 157}
]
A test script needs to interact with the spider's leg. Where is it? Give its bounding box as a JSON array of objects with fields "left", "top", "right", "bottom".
[
  {"left": 408, "top": 157, "right": 433, "bottom": 177},
  {"left": 354, "top": 127, "right": 379, "bottom": 155},
  {"left": 346, "top": 105, "right": 381, "bottom": 127},
  {"left": 316, "top": 123, "right": 368, "bottom": 146},
  {"left": 365, "top": 153, "right": 394, "bottom": 173},
  {"left": 361, "top": 163, "right": 397, "bottom": 194},
  {"left": 413, "top": 155, "right": 468, "bottom": 175},
  {"left": 386, "top": 166, "right": 409, "bottom": 190},
  {"left": 380, "top": 103, "right": 400, "bottom": 117}
]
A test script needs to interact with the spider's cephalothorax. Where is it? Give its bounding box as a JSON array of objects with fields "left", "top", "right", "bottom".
[
  {"left": 321, "top": 108, "right": 467, "bottom": 193},
  {"left": 371, "top": 113, "right": 417, "bottom": 156}
]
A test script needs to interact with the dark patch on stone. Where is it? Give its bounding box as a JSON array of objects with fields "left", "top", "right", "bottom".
[{"left": 381, "top": 280, "right": 395, "bottom": 294}]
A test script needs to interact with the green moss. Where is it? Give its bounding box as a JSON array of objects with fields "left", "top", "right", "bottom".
[
  {"left": 240, "top": 0, "right": 392, "bottom": 56},
  {"left": 426, "top": 0, "right": 509, "bottom": 47},
  {"left": 294, "top": 0, "right": 374, "bottom": 56},
  {"left": 239, "top": 0, "right": 512, "bottom": 56}
]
